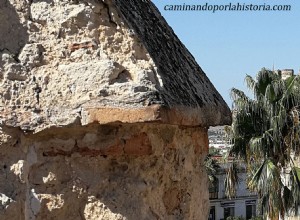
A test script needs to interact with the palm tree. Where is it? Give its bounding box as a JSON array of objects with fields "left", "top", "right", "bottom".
[
  {"left": 204, "top": 154, "right": 220, "bottom": 183},
  {"left": 225, "top": 68, "right": 300, "bottom": 219}
]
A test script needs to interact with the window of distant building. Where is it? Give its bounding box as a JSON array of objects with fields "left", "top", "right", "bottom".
[
  {"left": 224, "top": 206, "right": 234, "bottom": 219},
  {"left": 209, "top": 178, "right": 219, "bottom": 199},
  {"left": 246, "top": 200, "right": 256, "bottom": 219},
  {"left": 208, "top": 206, "right": 215, "bottom": 220}
]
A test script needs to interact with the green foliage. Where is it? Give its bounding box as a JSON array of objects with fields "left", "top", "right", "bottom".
[
  {"left": 204, "top": 155, "right": 220, "bottom": 183},
  {"left": 226, "top": 68, "right": 300, "bottom": 219},
  {"left": 249, "top": 217, "right": 263, "bottom": 220},
  {"left": 226, "top": 216, "right": 245, "bottom": 220},
  {"left": 209, "top": 147, "right": 221, "bottom": 156}
]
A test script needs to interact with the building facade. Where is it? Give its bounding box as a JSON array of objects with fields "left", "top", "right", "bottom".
[{"left": 208, "top": 161, "right": 258, "bottom": 220}]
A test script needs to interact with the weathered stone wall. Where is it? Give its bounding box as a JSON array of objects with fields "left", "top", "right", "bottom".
[
  {"left": 1, "top": 124, "right": 209, "bottom": 219},
  {"left": 0, "top": 0, "right": 163, "bottom": 132},
  {"left": 0, "top": 0, "right": 231, "bottom": 219},
  {"left": 0, "top": 0, "right": 231, "bottom": 131}
]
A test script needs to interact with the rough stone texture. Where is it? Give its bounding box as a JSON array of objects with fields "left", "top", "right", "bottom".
[
  {"left": 0, "top": 0, "right": 230, "bottom": 132},
  {"left": 0, "top": 124, "right": 209, "bottom": 220},
  {"left": 0, "top": 0, "right": 231, "bottom": 219}
]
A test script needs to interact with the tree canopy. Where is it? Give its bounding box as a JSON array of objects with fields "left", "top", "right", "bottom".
[{"left": 226, "top": 68, "right": 300, "bottom": 219}]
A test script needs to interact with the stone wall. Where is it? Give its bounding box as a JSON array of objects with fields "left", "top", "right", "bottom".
[
  {"left": 0, "top": 0, "right": 231, "bottom": 219},
  {"left": 0, "top": 0, "right": 162, "bottom": 131},
  {"left": 0, "top": 124, "right": 209, "bottom": 219},
  {"left": 0, "top": 0, "right": 231, "bottom": 130}
]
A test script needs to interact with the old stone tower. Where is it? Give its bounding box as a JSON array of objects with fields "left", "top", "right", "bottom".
[{"left": 0, "top": 0, "right": 231, "bottom": 219}]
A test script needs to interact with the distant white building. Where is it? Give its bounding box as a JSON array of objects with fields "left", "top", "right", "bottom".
[
  {"left": 280, "top": 69, "right": 294, "bottom": 80},
  {"left": 208, "top": 160, "right": 258, "bottom": 220},
  {"left": 208, "top": 127, "right": 258, "bottom": 220},
  {"left": 208, "top": 126, "right": 231, "bottom": 156}
]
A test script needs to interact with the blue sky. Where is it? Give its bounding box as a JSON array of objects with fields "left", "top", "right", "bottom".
[{"left": 151, "top": 0, "right": 300, "bottom": 106}]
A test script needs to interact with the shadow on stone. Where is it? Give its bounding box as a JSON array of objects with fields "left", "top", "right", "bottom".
[{"left": 0, "top": 0, "right": 29, "bottom": 56}]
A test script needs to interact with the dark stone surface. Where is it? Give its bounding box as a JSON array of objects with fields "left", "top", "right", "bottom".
[{"left": 114, "top": 0, "right": 231, "bottom": 125}]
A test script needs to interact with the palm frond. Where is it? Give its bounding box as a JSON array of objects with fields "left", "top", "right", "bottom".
[
  {"left": 227, "top": 67, "right": 300, "bottom": 219},
  {"left": 224, "top": 162, "right": 239, "bottom": 198},
  {"left": 204, "top": 155, "right": 220, "bottom": 183},
  {"left": 245, "top": 74, "right": 257, "bottom": 93}
]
